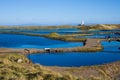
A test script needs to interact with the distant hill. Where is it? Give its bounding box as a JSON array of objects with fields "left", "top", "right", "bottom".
[
  {"left": 79, "top": 24, "right": 120, "bottom": 30},
  {"left": 90, "top": 24, "right": 120, "bottom": 30},
  {"left": 0, "top": 24, "right": 120, "bottom": 30}
]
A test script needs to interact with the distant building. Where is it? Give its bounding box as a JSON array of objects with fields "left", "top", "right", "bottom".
[
  {"left": 78, "top": 20, "right": 85, "bottom": 26},
  {"left": 81, "top": 20, "right": 84, "bottom": 26}
]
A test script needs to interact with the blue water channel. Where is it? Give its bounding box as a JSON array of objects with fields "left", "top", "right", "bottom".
[
  {"left": 0, "top": 34, "right": 83, "bottom": 48},
  {"left": 1, "top": 28, "right": 119, "bottom": 35},
  {"left": 29, "top": 41, "right": 120, "bottom": 67},
  {"left": 0, "top": 28, "right": 80, "bottom": 34},
  {"left": 0, "top": 32, "right": 120, "bottom": 67},
  {"left": 76, "top": 33, "right": 120, "bottom": 38}
]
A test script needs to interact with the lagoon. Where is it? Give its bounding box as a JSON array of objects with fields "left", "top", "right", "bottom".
[
  {"left": 0, "top": 34, "right": 83, "bottom": 48},
  {"left": 0, "top": 32, "right": 120, "bottom": 67},
  {"left": 29, "top": 41, "right": 120, "bottom": 67}
]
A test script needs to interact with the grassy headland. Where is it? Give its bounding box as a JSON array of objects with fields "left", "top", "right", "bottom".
[{"left": 78, "top": 24, "right": 120, "bottom": 30}]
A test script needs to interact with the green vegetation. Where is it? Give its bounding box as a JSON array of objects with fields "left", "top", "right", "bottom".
[
  {"left": 47, "top": 32, "right": 61, "bottom": 38},
  {"left": 46, "top": 32, "right": 86, "bottom": 42}
]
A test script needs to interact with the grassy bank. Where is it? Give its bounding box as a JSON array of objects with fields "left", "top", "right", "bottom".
[
  {"left": 48, "top": 61, "right": 120, "bottom": 80},
  {"left": 0, "top": 53, "right": 120, "bottom": 80},
  {"left": 45, "top": 32, "right": 86, "bottom": 42},
  {"left": 50, "top": 46, "right": 103, "bottom": 53},
  {"left": 0, "top": 53, "right": 77, "bottom": 80}
]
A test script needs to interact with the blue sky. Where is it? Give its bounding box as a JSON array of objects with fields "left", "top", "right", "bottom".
[{"left": 0, "top": 0, "right": 120, "bottom": 25}]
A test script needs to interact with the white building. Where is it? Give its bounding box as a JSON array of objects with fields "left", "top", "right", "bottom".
[{"left": 81, "top": 20, "right": 84, "bottom": 26}]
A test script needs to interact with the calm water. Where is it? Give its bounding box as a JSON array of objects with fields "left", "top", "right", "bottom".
[
  {"left": 76, "top": 33, "right": 120, "bottom": 38},
  {"left": 0, "top": 32, "right": 120, "bottom": 67},
  {"left": 0, "top": 34, "right": 83, "bottom": 48},
  {"left": 1, "top": 28, "right": 120, "bottom": 35},
  {"left": 29, "top": 41, "right": 120, "bottom": 67},
  {"left": 0, "top": 28, "right": 80, "bottom": 34}
]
